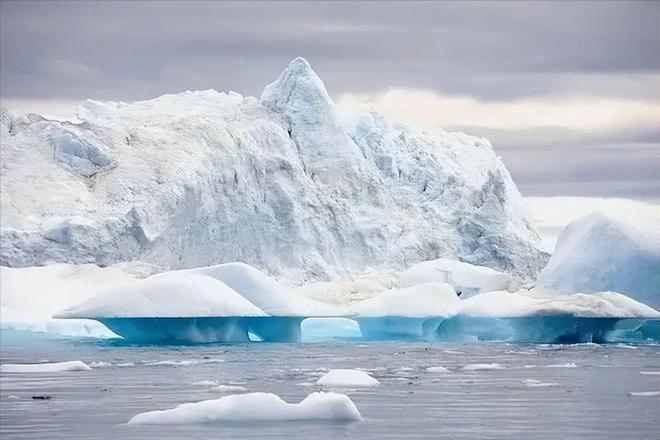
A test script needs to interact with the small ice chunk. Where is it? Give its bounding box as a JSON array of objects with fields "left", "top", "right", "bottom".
[
  {"left": 461, "top": 363, "right": 503, "bottom": 371},
  {"left": 640, "top": 371, "right": 660, "bottom": 376},
  {"left": 523, "top": 379, "right": 558, "bottom": 388},
  {"left": 628, "top": 391, "right": 660, "bottom": 397},
  {"left": 145, "top": 359, "right": 223, "bottom": 367},
  {"left": 211, "top": 385, "right": 248, "bottom": 393},
  {"left": 0, "top": 361, "right": 91, "bottom": 373},
  {"left": 317, "top": 369, "right": 380, "bottom": 387},
  {"left": 127, "top": 392, "right": 361, "bottom": 424},
  {"left": 192, "top": 380, "right": 219, "bottom": 387},
  {"left": 547, "top": 362, "right": 577, "bottom": 368},
  {"left": 426, "top": 366, "right": 450, "bottom": 373}
]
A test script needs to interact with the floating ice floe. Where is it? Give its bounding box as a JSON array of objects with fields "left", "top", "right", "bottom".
[
  {"left": 353, "top": 282, "right": 461, "bottom": 340},
  {"left": 426, "top": 366, "right": 450, "bottom": 373},
  {"left": 640, "top": 371, "right": 660, "bottom": 376},
  {"left": 0, "top": 361, "right": 91, "bottom": 373},
  {"left": 316, "top": 369, "right": 380, "bottom": 387},
  {"left": 628, "top": 391, "right": 660, "bottom": 397},
  {"left": 461, "top": 363, "right": 503, "bottom": 371},
  {"left": 127, "top": 392, "right": 361, "bottom": 424},
  {"left": 523, "top": 379, "right": 558, "bottom": 388}
]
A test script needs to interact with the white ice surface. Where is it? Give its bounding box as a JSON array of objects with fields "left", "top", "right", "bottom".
[
  {"left": 1, "top": 57, "right": 546, "bottom": 281},
  {"left": 461, "top": 363, "right": 503, "bottom": 371},
  {"left": 426, "top": 366, "right": 450, "bottom": 373},
  {"left": 398, "top": 258, "right": 513, "bottom": 295},
  {"left": 538, "top": 210, "right": 660, "bottom": 306},
  {"left": 522, "top": 197, "right": 659, "bottom": 253},
  {"left": 459, "top": 290, "right": 660, "bottom": 319},
  {"left": 0, "top": 262, "right": 157, "bottom": 336},
  {"left": 0, "top": 361, "right": 91, "bottom": 373},
  {"left": 354, "top": 282, "right": 461, "bottom": 318},
  {"left": 316, "top": 369, "right": 380, "bottom": 387},
  {"left": 55, "top": 269, "right": 266, "bottom": 319},
  {"left": 127, "top": 392, "right": 361, "bottom": 424}
]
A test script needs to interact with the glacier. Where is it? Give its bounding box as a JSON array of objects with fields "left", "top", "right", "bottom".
[{"left": 0, "top": 57, "right": 547, "bottom": 282}]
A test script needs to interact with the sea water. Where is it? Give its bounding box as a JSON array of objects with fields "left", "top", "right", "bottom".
[{"left": 1, "top": 330, "right": 659, "bottom": 439}]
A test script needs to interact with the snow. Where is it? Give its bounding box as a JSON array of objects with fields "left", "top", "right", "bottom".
[
  {"left": 461, "top": 363, "right": 503, "bottom": 371},
  {"left": 398, "top": 258, "right": 513, "bottom": 295},
  {"left": 354, "top": 282, "right": 461, "bottom": 318},
  {"left": 0, "top": 361, "right": 91, "bottom": 373},
  {"left": 538, "top": 211, "right": 660, "bottom": 306},
  {"left": 127, "top": 392, "right": 361, "bottom": 424},
  {"left": 316, "top": 369, "right": 380, "bottom": 387},
  {"left": 459, "top": 290, "right": 660, "bottom": 319},
  {"left": 0, "top": 57, "right": 546, "bottom": 281}
]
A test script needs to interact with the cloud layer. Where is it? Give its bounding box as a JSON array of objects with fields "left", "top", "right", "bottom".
[{"left": 1, "top": 1, "right": 658, "bottom": 198}]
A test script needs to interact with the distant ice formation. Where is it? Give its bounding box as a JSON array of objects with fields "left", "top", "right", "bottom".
[
  {"left": 127, "top": 392, "right": 362, "bottom": 424},
  {"left": 538, "top": 211, "right": 660, "bottom": 307}
]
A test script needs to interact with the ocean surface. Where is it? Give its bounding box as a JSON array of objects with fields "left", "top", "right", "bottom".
[{"left": 1, "top": 330, "right": 659, "bottom": 439}]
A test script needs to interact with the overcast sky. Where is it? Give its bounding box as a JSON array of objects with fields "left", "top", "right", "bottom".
[{"left": 1, "top": 1, "right": 658, "bottom": 199}]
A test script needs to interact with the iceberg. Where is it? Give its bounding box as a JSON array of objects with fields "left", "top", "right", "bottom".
[
  {"left": 436, "top": 290, "right": 660, "bottom": 343},
  {"left": 54, "top": 262, "right": 347, "bottom": 342},
  {"left": 538, "top": 211, "right": 660, "bottom": 307},
  {"left": 353, "top": 282, "right": 460, "bottom": 340},
  {"left": 0, "top": 58, "right": 546, "bottom": 282},
  {"left": 127, "top": 392, "right": 361, "bottom": 424},
  {"left": 316, "top": 369, "right": 380, "bottom": 387}
]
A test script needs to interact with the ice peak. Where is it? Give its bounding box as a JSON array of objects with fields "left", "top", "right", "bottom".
[{"left": 260, "top": 57, "right": 334, "bottom": 117}]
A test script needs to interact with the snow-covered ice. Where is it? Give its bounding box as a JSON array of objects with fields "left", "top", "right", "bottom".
[
  {"left": 0, "top": 262, "right": 156, "bottom": 337},
  {"left": 316, "top": 369, "right": 380, "bottom": 387},
  {"left": 538, "top": 211, "right": 660, "bottom": 306},
  {"left": 354, "top": 282, "right": 460, "bottom": 318},
  {"left": 398, "top": 258, "right": 513, "bottom": 296},
  {"left": 353, "top": 282, "right": 460, "bottom": 340},
  {"left": 0, "top": 57, "right": 546, "bottom": 281},
  {"left": 127, "top": 392, "right": 361, "bottom": 424},
  {"left": 0, "top": 361, "right": 91, "bottom": 373}
]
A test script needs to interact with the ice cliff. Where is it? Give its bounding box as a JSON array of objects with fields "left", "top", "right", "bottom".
[{"left": 0, "top": 57, "right": 546, "bottom": 281}]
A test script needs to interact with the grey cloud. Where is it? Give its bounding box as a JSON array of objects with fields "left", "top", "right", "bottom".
[{"left": 1, "top": 1, "right": 658, "bottom": 199}]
